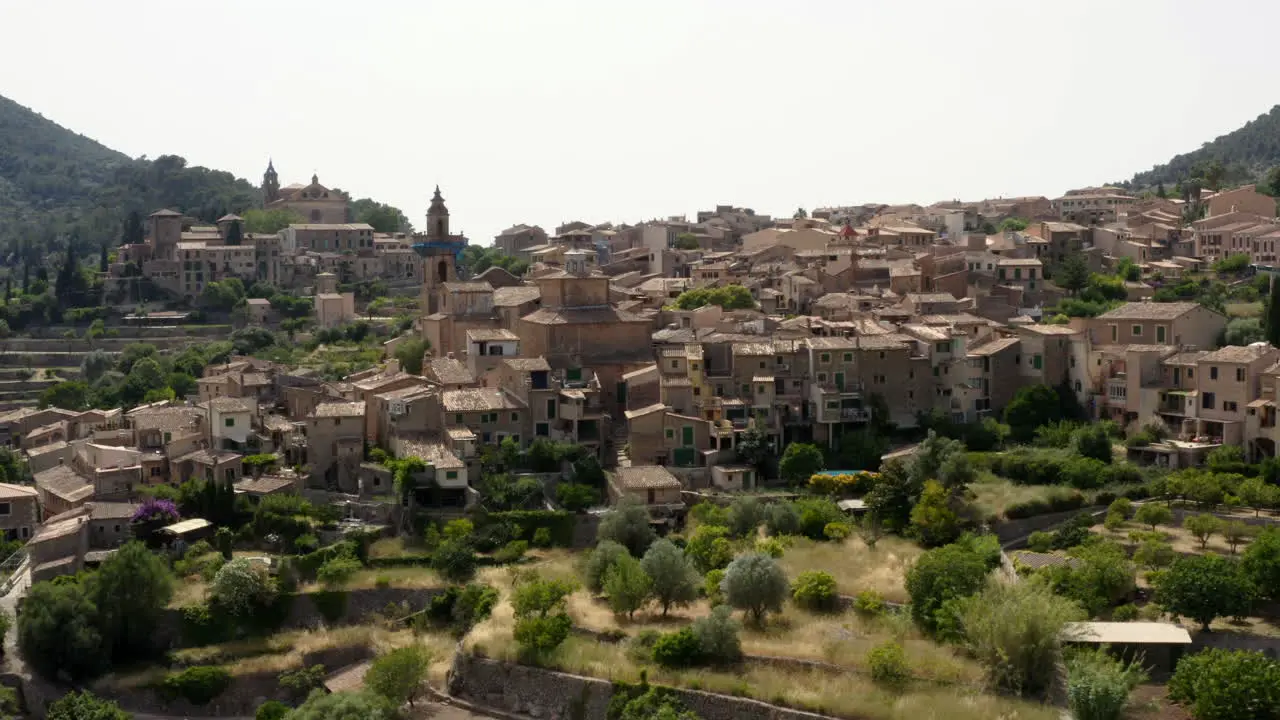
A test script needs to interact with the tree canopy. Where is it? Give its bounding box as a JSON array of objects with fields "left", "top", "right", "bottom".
[{"left": 670, "top": 285, "right": 756, "bottom": 311}]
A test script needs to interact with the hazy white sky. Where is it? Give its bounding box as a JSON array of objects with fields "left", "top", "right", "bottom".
[{"left": 3, "top": 1, "right": 1279, "bottom": 243}]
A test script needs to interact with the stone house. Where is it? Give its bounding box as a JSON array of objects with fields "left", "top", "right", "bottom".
[
  {"left": 608, "top": 466, "right": 683, "bottom": 507},
  {"left": 0, "top": 483, "right": 40, "bottom": 541},
  {"left": 306, "top": 401, "right": 366, "bottom": 492},
  {"left": 1088, "top": 302, "right": 1227, "bottom": 350}
]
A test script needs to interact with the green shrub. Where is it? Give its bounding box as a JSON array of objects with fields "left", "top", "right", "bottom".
[
  {"left": 256, "top": 700, "right": 289, "bottom": 720},
  {"left": 853, "top": 589, "right": 886, "bottom": 617},
  {"left": 1107, "top": 498, "right": 1133, "bottom": 519},
  {"left": 494, "top": 540, "right": 529, "bottom": 564},
  {"left": 532, "top": 527, "right": 552, "bottom": 548},
  {"left": 278, "top": 664, "right": 326, "bottom": 703},
  {"left": 1027, "top": 531, "right": 1054, "bottom": 553},
  {"left": 755, "top": 537, "right": 785, "bottom": 558},
  {"left": 161, "top": 666, "right": 232, "bottom": 705},
  {"left": 1004, "top": 490, "right": 1087, "bottom": 520},
  {"left": 311, "top": 590, "right": 348, "bottom": 624},
  {"left": 293, "top": 534, "right": 319, "bottom": 554},
  {"left": 488, "top": 510, "right": 575, "bottom": 547},
  {"left": 316, "top": 555, "right": 361, "bottom": 587},
  {"left": 867, "top": 641, "right": 911, "bottom": 690},
  {"left": 1111, "top": 604, "right": 1139, "bottom": 621},
  {"left": 374, "top": 574, "right": 391, "bottom": 589},
  {"left": 764, "top": 502, "right": 801, "bottom": 536},
  {"left": 451, "top": 583, "right": 500, "bottom": 634},
  {"left": 1065, "top": 647, "right": 1146, "bottom": 720},
  {"left": 1168, "top": 648, "right": 1280, "bottom": 720},
  {"left": 703, "top": 569, "right": 725, "bottom": 606},
  {"left": 691, "top": 605, "right": 742, "bottom": 664},
  {"left": 512, "top": 613, "right": 572, "bottom": 657},
  {"left": 823, "top": 522, "right": 852, "bottom": 541},
  {"left": 795, "top": 498, "right": 844, "bottom": 540},
  {"left": 791, "top": 571, "right": 838, "bottom": 612},
  {"left": 652, "top": 627, "right": 702, "bottom": 668}
]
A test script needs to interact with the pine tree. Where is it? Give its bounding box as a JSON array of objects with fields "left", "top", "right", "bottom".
[
  {"left": 1156, "top": 181, "right": 1167, "bottom": 198},
  {"left": 99, "top": 244, "right": 109, "bottom": 273}
]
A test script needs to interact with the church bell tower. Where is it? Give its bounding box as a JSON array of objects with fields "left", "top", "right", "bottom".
[
  {"left": 262, "top": 159, "right": 280, "bottom": 205},
  {"left": 427, "top": 185, "right": 450, "bottom": 241}
]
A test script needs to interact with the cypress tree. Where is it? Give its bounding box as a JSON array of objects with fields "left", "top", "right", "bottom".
[{"left": 1267, "top": 278, "right": 1280, "bottom": 347}]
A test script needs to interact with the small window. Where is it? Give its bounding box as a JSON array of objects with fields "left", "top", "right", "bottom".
[
  {"left": 445, "top": 470, "right": 458, "bottom": 480},
  {"left": 843, "top": 353, "right": 853, "bottom": 362},
  {"left": 511, "top": 412, "right": 519, "bottom": 422},
  {"left": 0, "top": 503, "right": 11, "bottom": 517},
  {"left": 665, "top": 428, "right": 675, "bottom": 440},
  {"left": 1132, "top": 325, "right": 1142, "bottom": 337},
  {"left": 1156, "top": 326, "right": 1166, "bottom": 343},
  {"left": 1202, "top": 392, "right": 1216, "bottom": 410},
  {"left": 1237, "top": 367, "right": 1246, "bottom": 382},
  {"left": 1210, "top": 367, "right": 1219, "bottom": 381},
  {"left": 826, "top": 401, "right": 838, "bottom": 409},
  {"left": 1033, "top": 355, "right": 1042, "bottom": 370},
  {"left": 820, "top": 353, "right": 831, "bottom": 363},
  {"left": 536, "top": 422, "right": 549, "bottom": 437},
  {"left": 455, "top": 414, "right": 464, "bottom": 424},
  {"left": 163, "top": 432, "right": 172, "bottom": 443},
  {"left": 224, "top": 417, "right": 235, "bottom": 427}
]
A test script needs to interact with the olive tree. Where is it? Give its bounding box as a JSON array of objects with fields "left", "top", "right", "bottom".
[
  {"left": 640, "top": 539, "right": 698, "bottom": 615},
  {"left": 721, "top": 552, "right": 788, "bottom": 625},
  {"left": 597, "top": 497, "right": 656, "bottom": 556}
]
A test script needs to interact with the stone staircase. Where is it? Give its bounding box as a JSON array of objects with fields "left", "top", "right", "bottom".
[{"left": 609, "top": 424, "right": 630, "bottom": 468}]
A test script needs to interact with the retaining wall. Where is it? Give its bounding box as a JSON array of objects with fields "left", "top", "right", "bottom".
[
  {"left": 448, "top": 652, "right": 838, "bottom": 720},
  {"left": 153, "top": 585, "right": 445, "bottom": 648},
  {"left": 91, "top": 644, "right": 373, "bottom": 717}
]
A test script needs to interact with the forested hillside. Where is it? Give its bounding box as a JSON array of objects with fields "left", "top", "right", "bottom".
[
  {"left": 1129, "top": 105, "right": 1280, "bottom": 190},
  {"left": 0, "top": 95, "right": 260, "bottom": 265}
]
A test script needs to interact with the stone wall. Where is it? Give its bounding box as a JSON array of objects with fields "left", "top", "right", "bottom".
[
  {"left": 153, "top": 586, "right": 444, "bottom": 648},
  {"left": 993, "top": 506, "right": 1105, "bottom": 546},
  {"left": 90, "top": 644, "right": 372, "bottom": 717},
  {"left": 449, "top": 652, "right": 838, "bottom": 720}
]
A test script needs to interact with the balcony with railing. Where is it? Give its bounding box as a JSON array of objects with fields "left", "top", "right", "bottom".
[
  {"left": 1106, "top": 377, "right": 1128, "bottom": 408},
  {"left": 814, "top": 398, "right": 870, "bottom": 424}
]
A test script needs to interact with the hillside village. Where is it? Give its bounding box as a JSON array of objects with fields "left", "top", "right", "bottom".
[{"left": 6, "top": 151, "right": 1280, "bottom": 719}]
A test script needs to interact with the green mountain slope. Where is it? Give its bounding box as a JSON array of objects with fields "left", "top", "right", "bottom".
[
  {"left": 0, "top": 95, "right": 260, "bottom": 260},
  {"left": 1131, "top": 105, "right": 1280, "bottom": 188}
]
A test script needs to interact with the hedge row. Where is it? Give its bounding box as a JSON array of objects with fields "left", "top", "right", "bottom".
[
  {"left": 482, "top": 510, "right": 576, "bottom": 547},
  {"left": 1003, "top": 490, "right": 1088, "bottom": 520},
  {"left": 971, "top": 449, "right": 1142, "bottom": 490}
]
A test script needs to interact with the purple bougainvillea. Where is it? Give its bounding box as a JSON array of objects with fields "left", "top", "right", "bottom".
[{"left": 132, "top": 498, "right": 180, "bottom": 525}]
